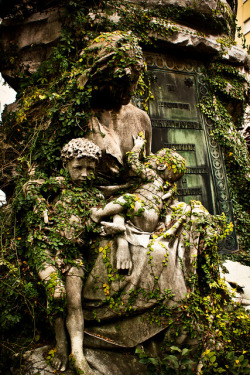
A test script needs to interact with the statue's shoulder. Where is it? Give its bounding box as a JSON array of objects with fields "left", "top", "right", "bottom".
[
  {"left": 23, "top": 176, "right": 68, "bottom": 199},
  {"left": 124, "top": 103, "right": 150, "bottom": 120},
  {"left": 121, "top": 104, "right": 151, "bottom": 136},
  {"left": 122, "top": 104, "right": 152, "bottom": 153}
]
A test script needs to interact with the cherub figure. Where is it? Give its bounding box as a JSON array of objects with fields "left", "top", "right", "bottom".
[
  {"left": 32, "top": 138, "right": 102, "bottom": 374},
  {"left": 91, "top": 135, "right": 186, "bottom": 274}
]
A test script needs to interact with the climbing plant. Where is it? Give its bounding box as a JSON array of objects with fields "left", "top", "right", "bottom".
[
  {"left": 0, "top": 0, "right": 249, "bottom": 373},
  {"left": 199, "top": 62, "right": 250, "bottom": 260}
]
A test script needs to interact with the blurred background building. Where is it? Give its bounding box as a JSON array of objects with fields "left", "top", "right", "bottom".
[
  {"left": 236, "top": 1, "right": 250, "bottom": 151},
  {"left": 236, "top": 0, "right": 250, "bottom": 46}
]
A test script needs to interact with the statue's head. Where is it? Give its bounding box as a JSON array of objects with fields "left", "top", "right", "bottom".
[
  {"left": 78, "top": 31, "right": 144, "bottom": 109},
  {"left": 148, "top": 149, "right": 186, "bottom": 182},
  {"left": 61, "top": 138, "right": 102, "bottom": 185}
]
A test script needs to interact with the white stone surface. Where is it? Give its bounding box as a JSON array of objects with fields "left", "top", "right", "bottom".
[
  {"left": 0, "top": 74, "right": 16, "bottom": 119},
  {"left": 11, "top": 345, "right": 146, "bottom": 375},
  {"left": 221, "top": 260, "right": 250, "bottom": 310},
  {"left": 0, "top": 189, "right": 6, "bottom": 207}
]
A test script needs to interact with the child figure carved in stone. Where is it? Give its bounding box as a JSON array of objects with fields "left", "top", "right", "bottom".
[
  {"left": 91, "top": 135, "right": 186, "bottom": 275},
  {"left": 35, "top": 138, "right": 102, "bottom": 374}
]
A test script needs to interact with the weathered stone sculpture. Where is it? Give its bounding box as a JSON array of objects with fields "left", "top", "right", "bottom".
[
  {"left": 24, "top": 133, "right": 215, "bottom": 374},
  {"left": 24, "top": 138, "right": 103, "bottom": 373},
  {"left": 90, "top": 135, "right": 186, "bottom": 274},
  {"left": 1, "top": 0, "right": 249, "bottom": 372},
  {"left": 81, "top": 32, "right": 152, "bottom": 178},
  {"left": 20, "top": 32, "right": 155, "bottom": 373},
  {"left": 1, "top": 31, "right": 239, "bottom": 375}
]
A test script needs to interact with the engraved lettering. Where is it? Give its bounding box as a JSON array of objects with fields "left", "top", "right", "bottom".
[
  {"left": 151, "top": 119, "right": 202, "bottom": 129},
  {"left": 186, "top": 167, "right": 208, "bottom": 174},
  {"left": 178, "top": 188, "right": 202, "bottom": 196},
  {"left": 158, "top": 101, "right": 190, "bottom": 110},
  {"left": 163, "top": 144, "right": 196, "bottom": 151}
]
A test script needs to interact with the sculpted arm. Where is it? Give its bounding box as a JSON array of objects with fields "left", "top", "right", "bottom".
[{"left": 127, "top": 135, "right": 157, "bottom": 180}]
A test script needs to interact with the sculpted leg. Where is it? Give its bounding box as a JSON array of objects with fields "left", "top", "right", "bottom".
[
  {"left": 38, "top": 260, "right": 68, "bottom": 371},
  {"left": 38, "top": 252, "right": 66, "bottom": 300},
  {"left": 90, "top": 196, "right": 127, "bottom": 223},
  {"left": 52, "top": 316, "right": 68, "bottom": 371},
  {"left": 66, "top": 267, "right": 93, "bottom": 374}
]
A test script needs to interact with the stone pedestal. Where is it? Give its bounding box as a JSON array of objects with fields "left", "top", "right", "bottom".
[{"left": 11, "top": 346, "right": 147, "bottom": 375}]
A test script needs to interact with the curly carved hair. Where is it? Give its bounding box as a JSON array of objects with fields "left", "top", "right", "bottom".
[
  {"left": 146, "top": 148, "right": 186, "bottom": 181},
  {"left": 61, "top": 138, "right": 102, "bottom": 163}
]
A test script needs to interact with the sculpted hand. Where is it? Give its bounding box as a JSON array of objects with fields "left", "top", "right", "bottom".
[
  {"left": 132, "top": 135, "right": 146, "bottom": 149},
  {"left": 100, "top": 221, "right": 126, "bottom": 236}
]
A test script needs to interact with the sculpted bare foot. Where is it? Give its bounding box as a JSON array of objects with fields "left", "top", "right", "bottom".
[
  {"left": 90, "top": 207, "right": 102, "bottom": 223},
  {"left": 51, "top": 343, "right": 68, "bottom": 371},
  {"left": 71, "top": 352, "right": 94, "bottom": 375},
  {"left": 52, "top": 317, "right": 68, "bottom": 371},
  {"left": 100, "top": 221, "right": 126, "bottom": 235}
]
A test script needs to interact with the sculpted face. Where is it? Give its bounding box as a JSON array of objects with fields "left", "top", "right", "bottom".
[
  {"left": 67, "top": 157, "right": 96, "bottom": 185},
  {"left": 118, "top": 74, "right": 139, "bottom": 104},
  {"left": 147, "top": 154, "right": 184, "bottom": 183},
  {"left": 162, "top": 167, "right": 181, "bottom": 182},
  {"left": 90, "top": 72, "right": 139, "bottom": 110},
  {"left": 83, "top": 32, "right": 144, "bottom": 110},
  {"left": 154, "top": 149, "right": 186, "bottom": 182}
]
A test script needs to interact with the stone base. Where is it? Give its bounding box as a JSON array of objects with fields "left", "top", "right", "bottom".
[
  {"left": 11, "top": 345, "right": 147, "bottom": 375},
  {"left": 220, "top": 260, "right": 250, "bottom": 310}
]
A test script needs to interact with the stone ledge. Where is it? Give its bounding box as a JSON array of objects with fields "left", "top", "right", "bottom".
[
  {"left": 11, "top": 345, "right": 147, "bottom": 375},
  {"left": 149, "top": 21, "right": 250, "bottom": 67},
  {"left": 0, "top": 3, "right": 248, "bottom": 91},
  {"left": 0, "top": 7, "right": 64, "bottom": 50},
  {"left": 128, "top": 0, "right": 234, "bottom": 14}
]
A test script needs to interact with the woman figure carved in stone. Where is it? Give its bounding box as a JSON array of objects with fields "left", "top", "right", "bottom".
[
  {"left": 79, "top": 31, "right": 152, "bottom": 181},
  {"left": 76, "top": 36, "right": 225, "bottom": 356}
]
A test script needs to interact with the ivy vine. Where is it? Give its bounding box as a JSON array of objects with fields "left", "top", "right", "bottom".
[{"left": 0, "top": 1, "right": 249, "bottom": 374}]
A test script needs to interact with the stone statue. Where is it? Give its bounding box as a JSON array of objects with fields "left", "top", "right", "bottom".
[
  {"left": 21, "top": 32, "right": 228, "bottom": 374},
  {"left": 24, "top": 138, "right": 103, "bottom": 374},
  {"left": 90, "top": 134, "right": 186, "bottom": 275},
  {"left": 22, "top": 32, "right": 154, "bottom": 374},
  {"left": 79, "top": 31, "right": 152, "bottom": 180}
]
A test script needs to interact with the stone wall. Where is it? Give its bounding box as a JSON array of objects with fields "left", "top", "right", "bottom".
[{"left": 0, "top": 5, "right": 64, "bottom": 89}]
